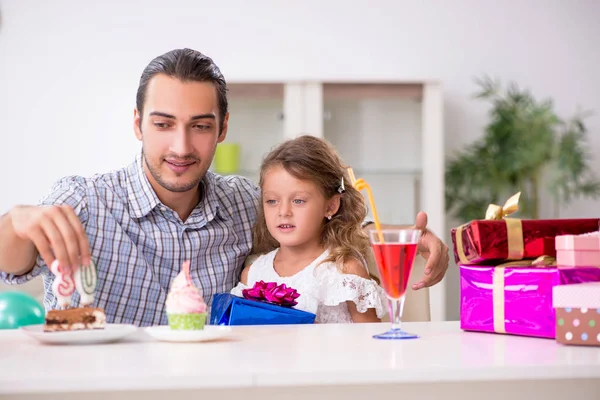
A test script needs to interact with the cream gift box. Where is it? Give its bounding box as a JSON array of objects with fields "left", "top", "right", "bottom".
[{"left": 552, "top": 281, "right": 600, "bottom": 346}]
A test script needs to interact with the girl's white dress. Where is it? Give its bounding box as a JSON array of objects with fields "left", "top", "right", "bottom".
[{"left": 230, "top": 248, "right": 388, "bottom": 323}]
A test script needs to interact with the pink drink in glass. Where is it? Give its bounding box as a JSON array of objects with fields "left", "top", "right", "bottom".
[
  {"left": 369, "top": 229, "right": 421, "bottom": 340},
  {"left": 371, "top": 242, "right": 418, "bottom": 299}
]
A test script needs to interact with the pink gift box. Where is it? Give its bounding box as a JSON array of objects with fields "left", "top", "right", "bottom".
[
  {"left": 555, "top": 234, "right": 600, "bottom": 268},
  {"left": 460, "top": 264, "right": 600, "bottom": 339},
  {"left": 555, "top": 234, "right": 600, "bottom": 251},
  {"left": 556, "top": 250, "right": 600, "bottom": 267}
]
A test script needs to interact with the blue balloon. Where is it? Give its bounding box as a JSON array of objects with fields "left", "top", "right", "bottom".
[{"left": 0, "top": 291, "right": 45, "bottom": 329}]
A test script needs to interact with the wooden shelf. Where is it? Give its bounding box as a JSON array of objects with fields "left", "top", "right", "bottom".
[
  {"left": 227, "top": 83, "right": 284, "bottom": 99},
  {"left": 214, "top": 80, "right": 445, "bottom": 320},
  {"left": 324, "top": 83, "right": 423, "bottom": 100},
  {"left": 226, "top": 82, "right": 424, "bottom": 101},
  {"left": 217, "top": 169, "right": 422, "bottom": 177}
]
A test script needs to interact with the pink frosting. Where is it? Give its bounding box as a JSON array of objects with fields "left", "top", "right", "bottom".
[{"left": 166, "top": 261, "right": 207, "bottom": 314}]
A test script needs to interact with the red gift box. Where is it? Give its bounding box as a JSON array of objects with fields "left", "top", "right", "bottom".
[{"left": 450, "top": 193, "right": 599, "bottom": 265}]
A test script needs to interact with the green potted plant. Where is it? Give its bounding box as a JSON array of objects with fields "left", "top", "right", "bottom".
[{"left": 446, "top": 76, "right": 600, "bottom": 222}]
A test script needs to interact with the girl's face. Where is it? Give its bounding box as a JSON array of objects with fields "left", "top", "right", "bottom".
[{"left": 261, "top": 165, "right": 338, "bottom": 251}]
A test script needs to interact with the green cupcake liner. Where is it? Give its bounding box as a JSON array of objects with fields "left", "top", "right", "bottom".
[{"left": 167, "top": 313, "right": 207, "bottom": 330}]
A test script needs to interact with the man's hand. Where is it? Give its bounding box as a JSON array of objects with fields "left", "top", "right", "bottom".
[
  {"left": 411, "top": 211, "right": 449, "bottom": 290},
  {"left": 10, "top": 205, "right": 90, "bottom": 271}
]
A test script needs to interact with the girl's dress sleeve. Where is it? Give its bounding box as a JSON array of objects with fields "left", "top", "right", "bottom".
[{"left": 317, "top": 267, "right": 388, "bottom": 319}]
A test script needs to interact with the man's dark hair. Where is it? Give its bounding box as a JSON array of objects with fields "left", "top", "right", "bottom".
[{"left": 136, "top": 48, "right": 228, "bottom": 133}]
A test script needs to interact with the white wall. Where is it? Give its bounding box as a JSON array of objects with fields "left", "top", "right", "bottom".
[{"left": 1, "top": 0, "right": 599, "bottom": 319}]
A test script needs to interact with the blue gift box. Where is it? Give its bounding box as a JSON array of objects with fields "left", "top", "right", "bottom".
[{"left": 209, "top": 293, "right": 316, "bottom": 326}]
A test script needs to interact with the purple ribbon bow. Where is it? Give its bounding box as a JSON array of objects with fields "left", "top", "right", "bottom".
[{"left": 242, "top": 280, "right": 300, "bottom": 307}]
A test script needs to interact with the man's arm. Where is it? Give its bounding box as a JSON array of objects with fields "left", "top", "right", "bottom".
[
  {"left": 0, "top": 178, "right": 91, "bottom": 283},
  {"left": 0, "top": 205, "right": 90, "bottom": 278},
  {"left": 0, "top": 210, "right": 38, "bottom": 276}
]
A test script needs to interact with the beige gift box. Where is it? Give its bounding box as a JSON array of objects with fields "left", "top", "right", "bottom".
[{"left": 553, "top": 281, "right": 600, "bottom": 346}]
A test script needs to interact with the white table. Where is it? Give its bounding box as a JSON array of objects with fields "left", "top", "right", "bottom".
[{"left": 1, "top": 321, "right": 599, "bottom": 400}]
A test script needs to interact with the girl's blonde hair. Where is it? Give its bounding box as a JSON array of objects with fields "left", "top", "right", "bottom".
[{"left": 252, "top": 135, "right": 371, "bottom": 271}]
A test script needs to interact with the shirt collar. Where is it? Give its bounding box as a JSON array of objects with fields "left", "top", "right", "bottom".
[
  {"left": 193, "top": 171, "right": 231, "bottom": 223},
  {"left": 127, "top": 152, "right": 161, "bottom": 219},
  {"left": 126, "top": 152, "right": 230, "bottom": 222}
]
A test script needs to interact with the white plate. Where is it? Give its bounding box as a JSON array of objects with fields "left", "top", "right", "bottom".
[
  {"left": 20, "top": 324, "right": 138, "bottom": 345},
  {"left": 144, "top": 325, "right": 233, "bottom": 343}
]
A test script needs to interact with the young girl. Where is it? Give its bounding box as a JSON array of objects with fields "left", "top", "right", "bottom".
[{"left": 231, "top": 135, "right": 387, "bottom": 323}]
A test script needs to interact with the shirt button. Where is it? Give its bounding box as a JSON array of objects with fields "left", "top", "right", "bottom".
[{"left": 160, "top": 207, "right": 167, "bottom": 212}]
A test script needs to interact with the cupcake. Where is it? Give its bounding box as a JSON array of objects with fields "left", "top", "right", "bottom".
[{"left": 165, "top": 260, "right": 207, "bottom": 330}]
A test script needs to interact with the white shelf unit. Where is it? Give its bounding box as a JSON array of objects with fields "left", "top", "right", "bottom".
[{"left": 216, "top": 81, "right": 446, "bottom": 321}]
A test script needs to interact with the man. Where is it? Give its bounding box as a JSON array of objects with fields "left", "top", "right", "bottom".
[{"left": 0, "top": 48, "right": 449, "bottom": 326}]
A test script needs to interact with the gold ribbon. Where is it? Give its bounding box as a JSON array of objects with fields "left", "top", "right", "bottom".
[
  {"left": 492, "top": 254, "right": 555, "bottom": 333},
  {"left": 455, "top": 192, "right": 524, "bottom": 264},
  {"left": 455, "top": 225, "right": 469, "bottom": 265},
  {"left": 485, "top": 192, "right": 521, "bottom": 220},
  {"left": 496, "top": 255, "right": 556, "bottom": 268}
]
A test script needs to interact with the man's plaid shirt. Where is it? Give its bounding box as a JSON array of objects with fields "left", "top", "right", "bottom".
[{"left": 1, "top": 153, "right": 259, "bottom": 326}]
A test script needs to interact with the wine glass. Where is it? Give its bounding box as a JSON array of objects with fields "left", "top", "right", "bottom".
[{"left": 369, "top": 228, "right": 421, "bottom": 339}]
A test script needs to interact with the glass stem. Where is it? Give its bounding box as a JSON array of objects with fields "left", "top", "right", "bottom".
[{"left": 389, "top": 296, "right": 406, "bottom": 331}]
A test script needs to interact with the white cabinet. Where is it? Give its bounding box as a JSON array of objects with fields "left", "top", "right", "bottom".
[{"left": 218, "top": 81, "right": 446, "bottom": 321}]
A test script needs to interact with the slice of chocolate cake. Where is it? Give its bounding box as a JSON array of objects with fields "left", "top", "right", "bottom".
[{"left": 44, "top": 307, "right": 106, "bottom": 332}]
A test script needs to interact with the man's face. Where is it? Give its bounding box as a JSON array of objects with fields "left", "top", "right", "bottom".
[{"left": 134, "top": 74, "right": 228, "bottom": 194}]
